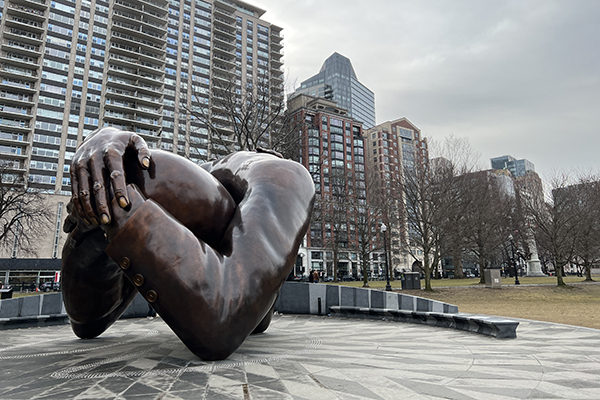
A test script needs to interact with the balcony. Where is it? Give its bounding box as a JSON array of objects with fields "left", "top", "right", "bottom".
[
  {"left": 108, "top": 53, "right": 163, "bottom": 75},
  {"left": 111, "top": 30, "right": 166, "bottom": 54},
  {"left": 108, "top": 65, "right": 163, "bottom": 88},
  {"left": 0, "top": 77, "right": 36, "bottom": 93},
  {"left": 4, "top": 16, "right": 46, "bottom": 34},
  {"left": 105, "top": 98, "right": 160, "bottom": 117},
  {"left": 270, "top": 29, "right": 283, "bottom": 43},
  {"left": 0, "top": 130, "right": 27, "bottom": 146},
  {"left": 3, "top": 27, "right": 43, "bottom": 46},
  {"left": 213, "top": 8, "right": 236, "bottom": 24},
  {"left": 2, "top": 40, "right": 42, "bottom": 58},
  {"left": 270, "top": 57, "right": 283, "bottom": 68},
  {"left": 270, "top": 47, "right": 283, "bottom": 58},
  {"left": 109, "top": 41, "right": 166, "bottom": 64},
  {"left": 106, "top": 74, "right": 162, "bottom": 96},
  {"left": 134, "top": 126, "right": 161, "bottom": 141},
  {"left": 104, "top": 110, "right": 160, "bottom": 129},
  {"left": 138, "top": 0, "right": 169, "bottom": 16},
  {"left": 0, "top": 90, "right": 33, "bottom": 105},
  {"left": 1, "top": 52, "right": 39, "bottom": 70},
  {"left": 0, "top": 117, "right": 31, "bottom": 133},
  {"left": 0, "top": 63, "right": 38, "bottom": 80},
  {"left": 270, "top": 40, "right": 283, "bottom": 52},
  {"left": 105, "top": 86, "right": 162, "bottom": 107},
  {"left": 112, "top": 8, "right": 167, "bottom": 34},
  {"left": 212, "top": 61, "right": 235, "bottom": 76},
  {"left": 0, "top": 103, "right": 32, "bottom": 118},
  {"left": 111, "top": 19, "right": 166, "bottom": 42},
  {"left": 6, "top": 2, "right": 47, "bottom": 21},
  {"left": 213, "top": 24, "right": 235, "bottom": 40},
  {"left": 213, "top": 0, "right": 236, "bottom": 13},
  {"left": 113, "top": 0, "right": 168, "bottom": 27},
  {"left": 212, "top": 35, "right": 235, "bottom": 49},
  {"left": 211, "top": 72, "right": 234, "bottom": 87}
]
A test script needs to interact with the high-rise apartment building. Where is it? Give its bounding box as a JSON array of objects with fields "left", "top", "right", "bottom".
[
  {"left": 293, "top": 52, "right": 375, "bottom": 128},
  {"left": 287, "top": 93, "right": 366, "bottom": 278},
  {"left": 0, "top": 0, "right": 284, "bottom": 259},
  {"left": 364, "top": 118, "right": 428, "bottom": 273},
  {"left": 491, "top": 155, "right": 535, "bottom": 178}
]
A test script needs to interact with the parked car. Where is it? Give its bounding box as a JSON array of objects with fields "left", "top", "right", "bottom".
[{"left": 39, "top": 282, "right": 60, "bottom": 292}]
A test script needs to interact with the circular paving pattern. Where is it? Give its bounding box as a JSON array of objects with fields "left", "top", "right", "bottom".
[{"left": 2, "top": 315, "right": 600, "bottom": 399}]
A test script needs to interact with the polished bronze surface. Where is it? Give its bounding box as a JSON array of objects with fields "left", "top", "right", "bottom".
[{"left": 61, "top": 127, "right": 314, "bottom": 361}]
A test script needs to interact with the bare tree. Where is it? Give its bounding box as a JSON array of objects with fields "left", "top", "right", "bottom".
[
  {"left": 461, "top": 171, "right": 515, "bottom": 283},
  {"left": 0, "top": 164, "right": 52, "bottom": 256},
  {"left": 181, "top": 69, "right": 297, "bottom": 160},
  {"left": 526, "top": 173, "right": 582, "bottom": 286},
  {"left": 402, "top": 158, "right": 454, "bottom": 290},
  {"left": 353, "top": 169, "right": 386, "bottom": 287},
  {"left": 571, "top": 175, "right": 600, "bottom": 281},
  {"left": 311, "top": 167, "right": 355, "bottom": 282},
  {"left": 401, "top": 137, "right": 479, "bottom": 291}
]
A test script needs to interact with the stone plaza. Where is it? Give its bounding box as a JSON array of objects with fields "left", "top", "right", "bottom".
[{"left": 2, "top": 313, "right": 600, "bottom": 399}]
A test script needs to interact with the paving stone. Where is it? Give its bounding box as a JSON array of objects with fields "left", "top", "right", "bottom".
[{"left": 1, "top": 315, "right": 600, "bottom": 399}]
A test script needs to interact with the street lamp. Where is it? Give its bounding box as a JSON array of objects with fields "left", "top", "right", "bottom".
[
  {"left": 508, "top": 234, "right": 520, "bottom": 285},
  {"left": 381, "top": 223, "right": 392, "bottom": 291}
]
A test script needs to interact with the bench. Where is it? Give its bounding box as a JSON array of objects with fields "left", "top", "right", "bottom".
[{"left": 329, "top": 306, "right": 519, "bottom": 339}]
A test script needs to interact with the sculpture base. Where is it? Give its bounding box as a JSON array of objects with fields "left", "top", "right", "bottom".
[{"left": 527, "top": 259, "right": 545, "bottom": 277}]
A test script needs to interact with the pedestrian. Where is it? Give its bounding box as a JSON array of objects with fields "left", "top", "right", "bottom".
[
  {"left": 312, "top": 270, "right": 319, "bottom": 283},
  {"left": 308, "top": 270, "right": 314, "bottom": 283}
]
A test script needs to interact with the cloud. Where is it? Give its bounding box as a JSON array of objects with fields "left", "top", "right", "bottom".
[{"left": 254, "top": 0, "right": 600, "bottom": 176}]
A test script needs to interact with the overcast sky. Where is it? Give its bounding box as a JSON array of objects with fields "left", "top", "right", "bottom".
[{"left": 252, "top": 0, "right": 600, "bottom": 177}]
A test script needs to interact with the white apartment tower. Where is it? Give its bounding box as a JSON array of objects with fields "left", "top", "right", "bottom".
[{"left": 0, "top": 0, "right": 283, "bottom": 258}]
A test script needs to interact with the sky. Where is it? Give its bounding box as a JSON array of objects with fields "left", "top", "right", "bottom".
[{"left": 251, "top": 0, "right": 600, "bottom": 178}]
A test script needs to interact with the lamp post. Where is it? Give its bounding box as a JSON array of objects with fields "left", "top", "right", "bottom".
[
  {"left": 381, "top": 223, "right": 392, "bottom": 291},
  {"left": 508, "top": 234, "right": 520, "bottom": 285}
]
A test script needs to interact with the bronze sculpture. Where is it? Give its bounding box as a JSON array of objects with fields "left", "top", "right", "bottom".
[{"left": 61, "top": 127, "right": 315, "bottom": 361}]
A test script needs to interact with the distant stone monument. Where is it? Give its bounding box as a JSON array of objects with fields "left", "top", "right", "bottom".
[
  {"left": 61, "top": 127, "right": 315, "bottom": 361},
  {"left": 525, "top": 226, "right": 545, "bottom": 277}
]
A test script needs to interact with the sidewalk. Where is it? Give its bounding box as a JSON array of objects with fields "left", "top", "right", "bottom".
[{"left": 1, "top": 314, "right": 599, "bottom": 399}]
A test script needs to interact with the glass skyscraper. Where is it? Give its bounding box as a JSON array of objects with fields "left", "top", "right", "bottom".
[
  {"left": 294, "top": 52, "right": 375, "bottom": 128},
  {"left": 491, "top": 155, "right": 535, "bottom": 177}
]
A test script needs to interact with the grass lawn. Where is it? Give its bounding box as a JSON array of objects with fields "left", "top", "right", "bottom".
[
  {"left": 326, "top": 275, "right": 600, "bottom": 329},
  {"left": 324, "top": 275, "right": 592, "bottom": 289}
]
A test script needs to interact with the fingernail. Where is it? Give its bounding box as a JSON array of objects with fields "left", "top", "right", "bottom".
[
  {"left": 118, "top": 197, "right": 129, "bottom": 208},
  {"left": 90, "top": 217, "right": 99, "bottom": 226},
  {"left": 142, "top": 157, "right": 150, "bottom": 168},
  {"left": 100, "top": 214, "right": 110, "bottom": 225}
]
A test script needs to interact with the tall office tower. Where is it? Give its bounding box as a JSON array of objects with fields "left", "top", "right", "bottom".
[
  {"left": 491, "top": 155, "right": 535, "bottom": 178},
  {"left": 287, "top": 93, "right": 366, "bottom": 278},
  {"left": 0, "top": 0, "right": 284, "bottom": 259},
  {"left": 293, "top": 52, "right": 375, "bottom": 129},
  {"left": 364, "top": 118, "right": 428, "bottom": 274}
]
